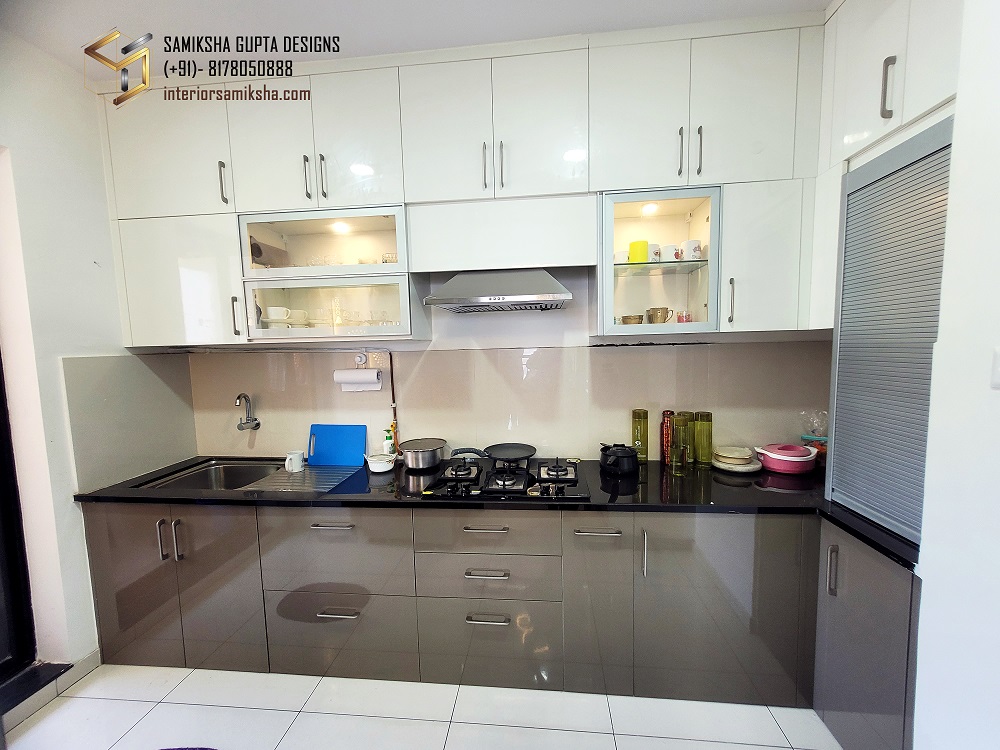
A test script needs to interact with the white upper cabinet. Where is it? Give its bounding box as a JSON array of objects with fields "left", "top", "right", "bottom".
[
  {"left": 118, "top": 215, "right": 244, "bottom": 347},
  {"left": 311, "top": 68, "right": 405, "bottom": 207},
  {"left": 491, "top": 50, "right": 589, "bottom": 197},
  {"left": 719, "top": 180, "right": 803, "bottom": 332},
  {"left": 902, "top": 0, "right": 964, "bottom": 122},
  {"left": 689, "top": 30, "right": 800, "bottom": 185},
  {"left": 589, "top": 41, "right": 691, "bottom": 191},
  {"left": 830, "top": 0, "right": 910, "bottom": 164},
  {"left": 106, "top": 85, "right": 234, "bottom": 219},
  {"left": 399, "top": 59, "right": 495, "bottom": 203},
  {"left": 227, "top": 78, "right": 317, "bottom": 212}
]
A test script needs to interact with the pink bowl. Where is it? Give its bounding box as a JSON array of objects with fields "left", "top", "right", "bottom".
[{"left": 754, "top": 444, "right": 818, "bottom": 474}]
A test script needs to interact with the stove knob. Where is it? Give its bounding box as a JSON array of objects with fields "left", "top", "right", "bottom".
[
  {"left": 539, "top": 484, "right": 551, "bottom": 496},
  {"left": 447, "top": 484, "right": 457, "bottom": 495},
  {"left": 555, "top": 484, "right": 566, "bottom": 496},
  {"left": 461, "top": 484, "right": 471, "bottom": 496}
]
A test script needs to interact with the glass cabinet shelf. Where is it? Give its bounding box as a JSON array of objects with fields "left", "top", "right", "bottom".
[{"left": 614, "top": 260, "right": 710, "bottom": 278}]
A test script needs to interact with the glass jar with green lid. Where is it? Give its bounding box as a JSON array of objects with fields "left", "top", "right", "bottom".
[{"left": 694, "top": 411, "right": 713, "bottom": 465}]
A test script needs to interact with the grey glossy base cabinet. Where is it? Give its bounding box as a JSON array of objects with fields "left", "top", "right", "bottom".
[
  {"left": 814, "top": 520, "right": 918, "bottom": 750},
  {"left": 83, "top": 503, "right": 267, "bottom": 671}
]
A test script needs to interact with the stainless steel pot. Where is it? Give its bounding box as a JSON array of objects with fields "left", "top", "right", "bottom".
[{"left": 399, "top": 437, "right": 449, "bottom": 470}]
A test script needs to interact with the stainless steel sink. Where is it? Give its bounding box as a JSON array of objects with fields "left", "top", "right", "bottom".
[{"left": 142, "top": 459, "right": 283, "bottom": 491}]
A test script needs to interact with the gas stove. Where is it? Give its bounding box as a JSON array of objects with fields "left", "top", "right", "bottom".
[{"left": 406, "top": 457, "right": 589, "bottom": 501}]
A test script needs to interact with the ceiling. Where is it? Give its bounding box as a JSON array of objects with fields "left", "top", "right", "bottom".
[{"left": 0, "top": 0, "right": 828, "bottom": 71}]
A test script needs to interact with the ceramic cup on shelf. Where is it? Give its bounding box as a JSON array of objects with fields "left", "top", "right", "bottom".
[
  {"left": 285, "top": 450, "right": 305, "bottom": 473},
  {"left": 266, "top": 306, "right": 291, "bottom": 320},
  {"left": 682, "top": 240, "right": 702, "bottom": 259},
  {"left": 647, "top": 243, "right": 661, "bottom": 262},
  {"left": 613, "top": 250, "right": 629, "bottom": 264},
  {"left": 661, "top": 245, "right": 678, "bottom": 262},
  {"left": 647, "top": 307, "right": 674, "bottom": 324},
  {"left": 288, "top": 309, "right": 308, "bottom": 323},
  {"left": 628, "top": 240, "right": 649, "bottom": 263},
  {"left": 677, "top": 310, "right": 694, "bottom": 323}
]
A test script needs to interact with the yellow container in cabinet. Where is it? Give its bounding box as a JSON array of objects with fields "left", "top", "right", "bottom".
[{"left": 628, "top": 240, "right": 649, "bottom": 263}]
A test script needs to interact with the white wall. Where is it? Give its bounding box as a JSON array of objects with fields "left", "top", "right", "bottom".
[
  {"left": 0, "top": 30, "right": 123, "bottom": 663},
  {"left": 913, "top": 0, "right": 1000, "bottom": 745}
]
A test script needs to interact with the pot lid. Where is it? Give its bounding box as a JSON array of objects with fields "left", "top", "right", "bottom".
[{"left": 399, "top": 438, "right": 447, "bottom": 450}]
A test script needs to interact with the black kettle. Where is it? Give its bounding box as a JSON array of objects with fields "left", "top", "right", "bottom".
[{"left": 599, "top": 443, "right": 640, "bottom": 474}]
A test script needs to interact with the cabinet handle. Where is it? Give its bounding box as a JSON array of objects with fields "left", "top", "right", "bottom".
[
  {"left": 302, "top": 154, "right": 312, "bottom": 199},
  {"left": 728, "top": 278, "right": 735, "bottom": 324},
  {"left": 155, "top": 518, "right": 169, "bottom": 561},
  {"left": 230, "top": 296, "right": 241, "bottom": 336},
  {"left": 466, "top": 613, "right": 511, "bottom": 626},
  {"left": 319, "top": 153, "right": 328, "bottom": 199},
  {"left": 677, "top": 127, "right": 684, "bottom": 177},
  {"left": 317, "top": 607, "right": 360, "bottom": 620},
  {"left": 880, "top": 55, "right": 897, "bottom": 120},
  {"left": 642, "top": 528, "right": 648, "bottom": 578},
  {"left": 171, "top": 519, "right": 184, "bottom": 561},
  {"left": 310, "top": 522, "right": 355, "bottom": 530},
  {"left": 482, "top": 142, "right": 488, "bottom": 190},
  {"left": 463, "top": 525, "right": 509, "bottom": 534},
  {"left": 465, "top": 568, "right": 510, "bottom": 580},
  {"left": 696, "top": 125, "right": 704, "bottom": 176},
  {"left": 217, "top": 161, "right": 229, "bottom": 205},
  {"left": 574, "top": 528, "right": 622, "bottom": 537},
  {"left": 499, "top": 140, "right": 505, "bottom": 189},
  {"left": 826, "top": 544, "right": 840, "bottom": 596}
]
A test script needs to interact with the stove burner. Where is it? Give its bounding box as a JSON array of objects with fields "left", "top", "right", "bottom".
[
  {"left": 452, "top": 464, "right": 473, "bottom": 477},
  {"left": 546, "top": 464, "right": 569, "bottom": 478},
  {"left": 495, "top": 473, "right": 519, "bottom": 488}
]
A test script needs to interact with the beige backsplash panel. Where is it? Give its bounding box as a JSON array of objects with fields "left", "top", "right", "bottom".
[{"left": 190, "top": 342, "right": 832, "bottom": 462}]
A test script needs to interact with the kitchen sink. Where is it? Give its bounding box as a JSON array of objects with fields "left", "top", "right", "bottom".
[{"left": 141, "top": 459, "right": 283, "bottom": 491}]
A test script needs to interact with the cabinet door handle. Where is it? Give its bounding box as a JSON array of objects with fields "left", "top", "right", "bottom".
[
  {"left": 880, "top": 55, "right": 897, "bottom": 119},
  {"left": 217, "top": 161, "right": 229, "bottom": 205},
  {"left": 310, "top": 522, "right": 355, "bottom": 530},
  {"left": 465, "top": 568, "right": 510, "bottom": 580},
  {"left": 499, "top": 140, "right": 505, "bottom": 189},
  {"left": 466, "top": 613, "right": 511, "bottom": 626},
  {"left": 319, "top": 153, "right": 328, "bottom": 199},
  {"left": 696, "top": 125, "right": 704, "bottom": 176},
  {"left": 230, "top": 296, "right": 241, "bottom": 336},
  {"left": 728, "top": 278, "right": 735, "bottom": 324},
  {"left": 463, "top": 525, "right": 509, "bottom": 534},
  {"left": 317, "top": 607, "right": 360, "bottom": 620},
  {"left": 574, "top": 528, "right": 622, "bottom": 537},
  {"left": 642, "top": 528, "right": 648, "bottom": 578},
  {"left": 171, "top": 519, "right": 184, "bottom": 561},
  {"left": 677, "top": 127, "right": 684, "bottom": 177},
  {"left": 482, "top": 142, "right": 488, "bottom": 190},
  {"left": 826, "top": 544, "right": 840, "bottom": 596},
  {"left": 302, "top": 154, "right": 312, "bottom": 199},
  {"left": 155, "top": 518, "right": 169, "bottom": 561}
]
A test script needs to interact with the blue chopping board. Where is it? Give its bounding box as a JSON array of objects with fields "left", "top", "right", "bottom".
[{"left": 307, "top": 424, "right": 367, "bottom": 467}]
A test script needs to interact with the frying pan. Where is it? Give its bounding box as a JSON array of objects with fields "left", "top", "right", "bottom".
[{"left": 451, "top": 442, "right": 536, "bottom": 463}]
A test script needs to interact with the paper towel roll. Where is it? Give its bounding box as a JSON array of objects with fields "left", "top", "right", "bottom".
[{"left": 334, "top": 369, "right": 382, "bottom": 392}]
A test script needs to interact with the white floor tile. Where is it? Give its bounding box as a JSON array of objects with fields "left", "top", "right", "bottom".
[
  {"left": 768, "top": 707, "right": 843, "bottom": 750},
  {"left": 6, "top": 697, "right": 154, "bottom": 750},
  {"left": 111, "top": 702, "right": 296, "bottom": 750},
  {"left": 2, "top": 682, "right": 57, "bottom": 733},
  {"left": 608, "top": 695, "right": 790, "bottom": 747},
  {"left": 445, "top": 723, "right": 616, "bottom": 750},
  {"left": 453, "top": 685, "right": 613, "bottom": 733},
  {"left": 61, "top": 664, "right": 192, "bottom": 702},
  {"left": 277, "top": 712, "right": 449, "bottom": 750},
  {"left": 303, "top": 676, "right": 458, "bottom": 721},
  {"left": 163, "top": 668, "right": 320, "bottom": 711},
  {"left": 615, "top": 736, "right": 790, "bottom": 750}
]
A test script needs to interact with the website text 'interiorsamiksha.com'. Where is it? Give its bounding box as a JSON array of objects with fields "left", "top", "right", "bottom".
[{"left": 164, "top": 83, "right": 310, "bottom": 102}]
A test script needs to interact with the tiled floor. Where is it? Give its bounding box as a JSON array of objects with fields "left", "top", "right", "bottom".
[{"left": 3, "top": 665, "right": 843, "bottom": 750}]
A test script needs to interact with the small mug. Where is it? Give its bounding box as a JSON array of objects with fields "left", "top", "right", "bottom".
[
  {"left": 267, "top": 322, "right": 290, "bottom": 329},
  {"left": 266, "top": 306, "right": 291, "bottom": 320},
  {"left": 647, "top": 243, "right": 661, "bottom": 262},
  {"left": 661, "top": 245, "right": 678, "bottom": 262},
  {"left": 285, "top": 450, "right": 305, "bottom": 473},
  {"left": 628, "top": 240, "right": 649, "bottom": 263},
  {"left": 677, "top": 310, "right": 694, "bottom": 323},
  {"left": 673, "top": 246, "right": 685, "bottom": 261},
  {"left": 288, "top": 309, "right": 308, "bottom": 323},
  {"left": 682, "top": 240, "right": 702, "bottom": 259},
  {"left": 647, "top": 307, "right": 674, "bottom": 324}
]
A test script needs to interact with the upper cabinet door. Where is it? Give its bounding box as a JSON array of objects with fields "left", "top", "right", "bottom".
[
  {"left": 689, "top": 30, "right": 800, "bottom": 185},
  {"left": 491, "top": 50, "right": 589, "bottom": 197},
  {"left": 589, "top": 41, "right": 691, "bottom": 191},
  {"left": 106, "top": 85, "right": 234, "bottom": 219},
  {"left": 227, "top": 78, "right": 317, "bottom": 212},
  {"left": 311, "top": 68, "right": 405, "bottom": 207},
  {"left": 830, "top": 0, "right": 910, "bottom": 163},
  {"left": 902, "top": 0, "right": 963, "bottom": 122},
  {"left": 399, "top": 59, "right": 495, "bottom": 203}
]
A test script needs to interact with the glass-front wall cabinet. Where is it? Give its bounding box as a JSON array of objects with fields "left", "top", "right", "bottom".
[{"left": 600, "top": 188, "right": 721, "bottom": 335}]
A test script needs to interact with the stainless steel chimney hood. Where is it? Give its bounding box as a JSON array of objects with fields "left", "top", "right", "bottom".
[{"left": 423, "top": 269, "right": 572, "bottom": 313}]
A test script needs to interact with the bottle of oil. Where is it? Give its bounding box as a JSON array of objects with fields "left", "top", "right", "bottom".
[
  {"left": 676, "top": 410, "right": 695, "bottom": 463},
  {"left": 660, "top": 410, "right": 674, "bottom": 464},
  {"left": 694, "top": 411, "right": 713, "bottom": 465},
  {"left": 632, "top": 409, "right": 649, "bottom": 462}
]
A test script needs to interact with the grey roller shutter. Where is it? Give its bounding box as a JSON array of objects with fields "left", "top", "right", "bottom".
[{"left": 830, "top": 143, "right": 950, "bottom": 543}]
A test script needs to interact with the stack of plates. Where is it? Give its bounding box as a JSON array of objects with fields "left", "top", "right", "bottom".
[{"left": 712, "top": 446, "right": 762, "bottom": 473}]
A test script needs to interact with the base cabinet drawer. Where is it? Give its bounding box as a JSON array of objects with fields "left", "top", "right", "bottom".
[
  {"left": 265, "top": 591, "right": 418, "bottom": 680},
  {"left": 416, "top": 596, "right": 564, "bottom": 689},
  {"left": 258, "top": 508, "right": 415, "bottom": 595},
  {"left": 413, "top": 509, "right": 561, "bottom": 554},
  {"left": 415, "top": 553, "right": 562, "bottom": 601}
]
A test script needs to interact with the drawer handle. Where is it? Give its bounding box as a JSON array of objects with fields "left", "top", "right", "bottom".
[
  {"left": 310, "top": 523, "right": 355, "bottom": 530},
  {"left": 463, "top": 525, "right": 509, "bottom": 534},
  {"left": 466, "top": 613, "right": 511, "bottom": 626},
  {"left": 465, "top": 568, "right": 510, "bottom": 580},
  {"left": 574, "top": 528, "right": 622, "bottom": 537},
  {"left": 317, "top": 607, "right": 360, "bottom": 620}
]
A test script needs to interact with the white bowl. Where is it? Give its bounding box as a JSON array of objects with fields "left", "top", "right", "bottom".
[{"left": 365, "top": 453, "right": 396, "bottom": 473}]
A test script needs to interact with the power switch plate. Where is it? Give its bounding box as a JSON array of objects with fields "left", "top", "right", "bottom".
[{"left": 992, "top": 347, "right": 1000, "bottom": 390}]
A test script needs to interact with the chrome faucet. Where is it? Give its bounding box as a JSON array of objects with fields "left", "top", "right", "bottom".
[{"left": 235, "top": 393, "right": 260, "bottom": 431}]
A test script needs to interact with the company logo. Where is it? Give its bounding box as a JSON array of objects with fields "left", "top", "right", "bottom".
[{"left": 83, "top": 29, "right": 152, "bottom": 106}]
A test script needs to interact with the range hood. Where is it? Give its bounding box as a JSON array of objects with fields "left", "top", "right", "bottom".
[{"left": 423, "top": 269, "right": 572, "bottom": 313}]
